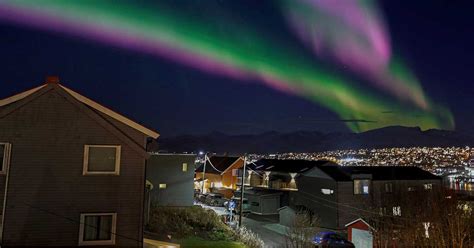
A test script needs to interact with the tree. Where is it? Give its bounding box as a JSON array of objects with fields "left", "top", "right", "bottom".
[
  {"left": 286, "top": 210, "right": 319, "bottom": 248},
  {"left": 371, "top": 187, "right": 474, "bottom": 247}
]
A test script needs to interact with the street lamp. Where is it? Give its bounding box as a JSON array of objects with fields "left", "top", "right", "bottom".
[
  {"left": 239, "top": 155, "right": 247, "bottom": 228},
  {"left": 201, "top": 152, "right": 207, "bottom": 194}
]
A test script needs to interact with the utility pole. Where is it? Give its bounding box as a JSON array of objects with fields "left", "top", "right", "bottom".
[
  {"left": 239, "top": 155, "right": 247, "bottom": 228},
  {"left": 201, "top": 153, "right": 207, "bottom": 194}
]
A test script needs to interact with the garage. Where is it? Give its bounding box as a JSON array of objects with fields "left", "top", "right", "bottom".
[{"left": 245, "top": 190, "right": 282, "bottom": 215}]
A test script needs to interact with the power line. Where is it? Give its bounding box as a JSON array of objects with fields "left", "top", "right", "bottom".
[
  {"left": 295, "top": 193, "right": 407, "bottom": 228},
  {"left": 298, "top": 190, "right": 412, "bottom": 221},
  {"left": 205, "top": 156, "right": 225, "bottom": 173}
]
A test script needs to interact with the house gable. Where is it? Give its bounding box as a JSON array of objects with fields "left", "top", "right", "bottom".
[
  {"left": 0, "top": 88, "right": 147, "bottom": 246},
  {"left": 0, "top": 82, "right": 158, "bottom": 158}
]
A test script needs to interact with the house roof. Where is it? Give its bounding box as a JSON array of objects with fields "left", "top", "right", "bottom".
[
  {"left": 60, "top": 85, "right": 159, "bottom": 138},
  {"left": 0, "top": 80, "right": 159, "bottom": 139},
  {"left": 195, "top": 156, "right": 241, "bottom": 174},
  {"left": 248, "top": 159, "right": 333, "bottom": 173},
  {"left": 345, "top": 218, "right": 375, "bottom": 230},
  {"left": 315, "top": 164, "right": 441, "bottom": 181},
  {"left": 248, "top": 159, "right": 440, "bottom": 181},
  {"left": 0, "top": 78, "right": 160, "bottom": 157}
]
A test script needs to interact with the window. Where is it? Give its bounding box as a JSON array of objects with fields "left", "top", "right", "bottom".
[
  {"left": 232, "top": 169, "right": 239, "bottom": 176},
  {"left": 182, "top": 163, "right": 188, "bottom": 172},
  {"left": 424, "top": 183, "right": 433, "bottom": 190},
  {"left": 0, "top": 143, "right": 11, "bottom": 174},
  {"left": 159, "top": 183, "right": 167, "bottom": 189},
  {"left": 384, "top": 183, "right": 393, "bottom": 193},
  {"left": 379, "top": 207, "right": 387, "bottom": 216},
  {"left": 354, "top": 179, "right": 370, "bottom": 195},
  {"left": 408, "top": 186, "right": 416, "bottom": 192},
  {"left": 321, "top": 188, "right": 334, "bottom": 195},
  {"left": 83, "top": 145, "right": 121, "bottom": 175},
  {"left": 79, "top": 213, "right": 116, "bottom": 246},
  {"left": 393, "top": 206, "right": 402, "bottom": 216}
]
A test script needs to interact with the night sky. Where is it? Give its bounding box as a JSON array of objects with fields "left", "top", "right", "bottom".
[{"left": 0, "top": 0, "right": 472, "bottom": 138}]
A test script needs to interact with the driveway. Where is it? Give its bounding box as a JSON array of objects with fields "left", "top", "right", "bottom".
[{"left": 243, "top": 214, "right": 286, "bottom": 248}]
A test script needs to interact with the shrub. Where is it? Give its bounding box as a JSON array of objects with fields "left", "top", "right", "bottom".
[
  {"left": 234, "top": 226, "right": 265, "bottom": 248},
  {"left": 147, "top": 205, "right": 235, "bottom": 241}
]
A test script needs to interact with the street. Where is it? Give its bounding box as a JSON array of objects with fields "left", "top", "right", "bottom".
[{"left": 243, "top": 214, "right": 286, "bottom": 248}]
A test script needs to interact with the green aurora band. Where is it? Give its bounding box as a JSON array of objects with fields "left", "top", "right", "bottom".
[{"left": 0, "top": 0, "right": 454, "bottom": 132}]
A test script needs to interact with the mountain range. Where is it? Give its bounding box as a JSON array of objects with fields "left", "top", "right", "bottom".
[{"left": 156, "top": 126, "right": 474, "bottom": 154}]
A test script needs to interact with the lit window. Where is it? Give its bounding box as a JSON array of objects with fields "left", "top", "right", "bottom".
[
  {"left": 182, "top": 163, "right": 188, "bottom": 172},
  {"left": 321, "top": 189, "right": 334, "bottom": 195},
  {"left": 0, "top": 143, "right": 12, "bottom": 174},
  {"left": 379, "top": 207, "right": 387, "bottom": 216},
  {"left": 83, "top": 145, "right": 121, "bottom": 175},
  {"left": 79, "top": 213, "right": 116, "bottom": 246},
  {"left": 354, "top": 179, "right": 370, "bottom": 195},
  {"left": 408, "top": 186, "right": 416, "bottom": 192},
  {"left": 423, "top": 222, "right": 431, "bottom": 238},
  {"left": 393, "top": 206, "right": 401, "bottom": 216},
  {"left": 384, "top": 183, "right": 393, "bottom": 193},
  {"left": 424, "top": 183, "right": 433, "bottom": 190},
  {"left": 159, "top": 183, "right": 167, "bottom": 189}
]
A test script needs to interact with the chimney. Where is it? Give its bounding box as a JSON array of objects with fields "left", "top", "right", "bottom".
[{"left": 45, "top": 75, "right": 60, "bottom": 84}]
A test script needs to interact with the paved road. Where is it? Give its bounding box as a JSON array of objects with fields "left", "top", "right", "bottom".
[{"left": 243, "top": 214, "right": 286, "bottom": 248}]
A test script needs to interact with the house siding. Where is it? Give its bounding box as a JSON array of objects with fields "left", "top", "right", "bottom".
[
  {"left": 337, "top": 179, "right": 442, "bottom": 228},
  {"left": 147, "top": 154, "right": 196, "bottom": 206},
  {"left": 0, "top": 89, "right": 147, "bottom": 247},
  {"left": 221, "top": 159, "right": 244, "bottom": 189},
  {"left": 291, "top": 176, "right": 339, "bottom": 229}
]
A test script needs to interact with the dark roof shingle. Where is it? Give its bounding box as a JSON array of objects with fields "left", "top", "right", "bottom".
[
  {"left": 248, "top": 159, "right": 333, "bottom": 173},
  {"left": 316, "top": 165, "right": 440, "bottom": 181}
]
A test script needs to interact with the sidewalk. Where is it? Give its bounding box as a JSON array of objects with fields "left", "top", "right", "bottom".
[
  {"left": 144, "top": 238, "right": 180, "bottom": 248},
  {"left": 243, "top": 215, "right": 286, "bottom": 248}
]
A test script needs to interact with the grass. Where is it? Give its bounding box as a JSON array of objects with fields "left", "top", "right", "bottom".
[{"left": 179, "top": 237, "right": 246, "bottom": 248}]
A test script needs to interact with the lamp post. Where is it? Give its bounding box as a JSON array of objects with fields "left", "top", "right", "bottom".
[
  {"left": 201, "top": 153, "right": 207, "bottom": 194},
  {"left": 239, "top": 155, "right": 247, "bottom": 228}
]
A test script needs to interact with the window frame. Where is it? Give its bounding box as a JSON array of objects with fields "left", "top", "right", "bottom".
[
  {"left": 321, "top": 188, "right": 334, "bottom": 195},
  {"left": 424, "top": 183, "right": 433, "bottom": 190},
  {"left": 392, "top": 206, "right": 402, "bottom": 216},
  {"left": 0, "top": 143, "right": 12, "bottom": 175},
  {"left": 353, "top": 179, "right": 371, "bottom": 195},
  {"left": 78, "top": 213, "right": 117, "bottom": 246},
  {"left": 83, "top": 145, "right": 121, "bottom": 175}
]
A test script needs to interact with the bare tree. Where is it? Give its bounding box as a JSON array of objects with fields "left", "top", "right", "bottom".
[
  {"left": 371, "top": 187, "right": 474, "bottom": 248},
  {"left": 286, "top": 210, "right": 319, "bottom": 248}
]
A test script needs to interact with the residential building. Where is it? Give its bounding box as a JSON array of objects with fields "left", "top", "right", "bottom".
[
  {"left": 146, "top": 154, "right": 196, "bottom": 206},
  {"left": 0, "top": 77, "right": 159, "bottom": 247},
  {"left": 195, "top": 156, "right": 244, "bottom": 198},
  {"left": 245, "top": 159, "right": 334, "bottom": 215},
  {"left": 244, "top": 189, "right": 282, "bottom": 215},
  {"left": 248, "top": 159, "right": 442, "bottom": 230}
]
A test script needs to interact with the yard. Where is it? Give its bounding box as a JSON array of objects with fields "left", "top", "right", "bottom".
[
  {"left": 179, "top": 237, "right": 246, "bottom": 248},
  {"left": 146, "top": 205, "right": 262, "bottom": 248}
]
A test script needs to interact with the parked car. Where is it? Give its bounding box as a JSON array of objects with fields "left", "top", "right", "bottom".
[
  {"left": 312, "top": 232, "right": 355, "bottom": 248},
  {"left": 197, "top": 193, "right": 208, "bottom": 203},
  {"left": 206, "top": 193, "right": 227, "bottom": 206}
]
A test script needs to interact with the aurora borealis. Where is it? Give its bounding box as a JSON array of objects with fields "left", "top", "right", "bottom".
[{"left": 0, "top": 0, "right": 454, "bottom": 132}]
